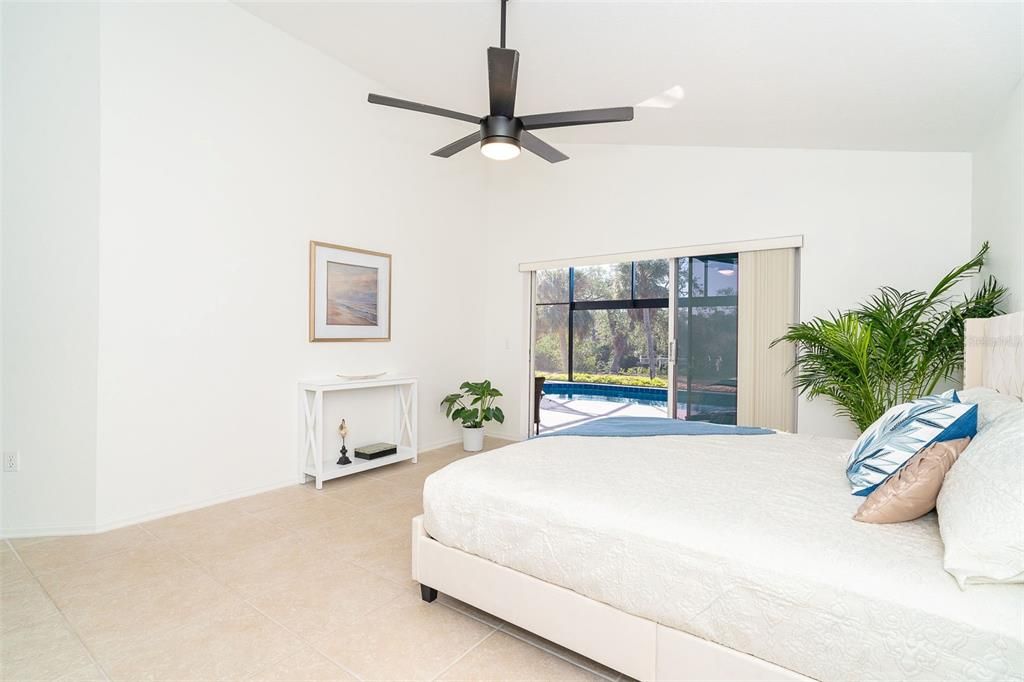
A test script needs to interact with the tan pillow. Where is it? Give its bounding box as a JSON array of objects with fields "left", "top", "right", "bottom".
[{"left": 854, "top": 437, "right": 971, "bottom": 524}]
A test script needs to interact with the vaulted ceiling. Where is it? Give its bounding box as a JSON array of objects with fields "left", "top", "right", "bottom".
[{"left": 239, "top": 1, "right": 1023, "bottom": 151}]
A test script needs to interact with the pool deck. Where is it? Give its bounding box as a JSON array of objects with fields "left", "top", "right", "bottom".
[{"left": 539, "top": 395, "right": 668, "bottom": 433}]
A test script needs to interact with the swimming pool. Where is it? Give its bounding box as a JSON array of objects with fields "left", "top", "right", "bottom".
[
  {"left": 541, "top": 381, "right": 737, "bottom": 421},
  {"left": 542, "top": 381, "right": 667, "bottom": 407}
]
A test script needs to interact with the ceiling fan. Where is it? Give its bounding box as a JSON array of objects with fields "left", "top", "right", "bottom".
[{"left": 367, "top": 0, "right": 634, "bottom": 163}]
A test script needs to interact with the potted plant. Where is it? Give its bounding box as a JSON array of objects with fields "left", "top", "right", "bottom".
[
  {"left": 773, "top": 243, "right": 1006, "bottom": 431},
  {"left": 441, "top": 380, "right": 505, "bottom": 452}
]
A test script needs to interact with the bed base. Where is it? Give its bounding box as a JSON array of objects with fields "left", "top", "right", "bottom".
[{"left": 412, "top": 515, "right": 809, "bottom": 681}]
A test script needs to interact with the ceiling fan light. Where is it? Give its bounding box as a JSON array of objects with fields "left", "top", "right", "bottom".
[{"left": 480, "top": 137, "right": 521, "bottom": 161}]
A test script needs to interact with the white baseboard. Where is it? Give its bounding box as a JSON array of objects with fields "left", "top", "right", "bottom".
[
  {"left": 486, "top": 429, "right": 527, "bottom": 443},
  {"left": 419, "top": 436, "right": 462, "bottom": 452},
  {"left": 0, "top": 476, "right": 302, "bottom": 539},
  {"left": 0, "top": 439, "right": 470, "bottom": 539},
  {"left": 1, "top": 522, "right": 98, "bottom": 540}
]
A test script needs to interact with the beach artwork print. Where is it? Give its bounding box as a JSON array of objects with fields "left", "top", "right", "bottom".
[
  {"left": 310, "top": 241, "right": 391, "bottom": 342},
  {"left": 326, "top": 261, "right": 378, "bottom": 326}
]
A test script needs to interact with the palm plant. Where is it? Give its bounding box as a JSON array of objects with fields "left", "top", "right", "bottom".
[{"left": 773, "top": 243, "right": 1006, "bottom": 431}]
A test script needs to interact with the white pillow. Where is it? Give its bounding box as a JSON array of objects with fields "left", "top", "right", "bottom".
[
  {"left": 936, "top": 406, "right": 1024, "bottom": 588},
  {"left": 942, "top": 387, "right": 1022, "bottom": 430}
]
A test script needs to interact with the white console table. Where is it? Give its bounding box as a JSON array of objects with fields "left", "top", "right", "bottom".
[{"left": 298, "top": 376, "right": 418, "bottom": 489}]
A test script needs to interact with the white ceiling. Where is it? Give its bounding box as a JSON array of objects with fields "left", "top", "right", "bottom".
[{"left": 238, "top": 1, "right": 1023, "bottom": 152}]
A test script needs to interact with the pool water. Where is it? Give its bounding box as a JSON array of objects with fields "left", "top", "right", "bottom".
[
  {"left": 543, "top": 381, "right": 667, "bottom": 408},
  {"left": 541, "top": 381, "right": 737, "bottom": 422}
]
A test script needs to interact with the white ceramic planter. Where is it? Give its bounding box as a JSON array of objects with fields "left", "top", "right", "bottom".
[{"left": 462, "top": 426, "right": 485, "bottom": 452}]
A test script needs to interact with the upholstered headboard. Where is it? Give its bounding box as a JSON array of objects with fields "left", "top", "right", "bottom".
[{"left": 964, "top": 312, "right": 1024, "bottom": 400}]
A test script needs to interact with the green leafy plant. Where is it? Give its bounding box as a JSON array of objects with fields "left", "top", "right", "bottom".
[
  {"left": 441, "top": 380, "right": 505, "bottom": 429},
  {"left": 772, "top": 243, "right": 1006, "bottom": 431},
  {"left": 535, "top": 372, "right": 668, "bottom": 388}
]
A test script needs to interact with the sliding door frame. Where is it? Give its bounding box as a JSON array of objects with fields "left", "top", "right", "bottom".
[
  {"left": 538, "top": 265, "right": 670, "bottom": 383},
  {"left": 526, "top": 236, "right": 803, "bottom": 434},
  {"left": 669, "top": 255, "right": 741, "bottom": 423},
  {"left": 667, "top": 262, "right": 678, "bottom": 419}
]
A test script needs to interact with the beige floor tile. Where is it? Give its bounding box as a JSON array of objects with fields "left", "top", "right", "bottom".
[
  {"left": 202, "top": 534, "right": 351, "bottom": 598},
  {"left": 0, "top": 551, "right": 33, "bottom": 587},
  {"left": 419, "top": 448, "right": 470, "bottom": 467},
  {"left": 313, "top": 591, "right": 495, "bottom": 681},
  {"left": 367, "top": 453, "right": 459, "bottom": 483},
  {"left": 35, "top": 542, "right": 189, "bottom": 608},
  {"left": 13, "top": 526, "right": 154, "bottom": 574},
  {"left": 147, "top": 512, "right": 290, "bottom": 565},
  {"left": 61, "top": 566, "right": 243, "bottom": 667},
  {"left": 368, "top": 465, "right": 436, "bottom": 492},
  {"left": 362, "top": 458, "right": 427, "bottom": 480},
  {"left": 250, "top": 494, "right": 356, "bottom": 533},
  {"left": 347, "top": 533, "right": 414, "bottom": 586},
  {"left": 7, "top": 535, "right": 58, "bottom": 548},
  {"left": 248, "top": 563, "right": 403, "bottom": 640},
  {"left": 0, "top": 435, "right": 609, "bottom": 681},
  {"left": 438, "top": 630, "right": 603, "bottom": 680},
  {"left": 364, "top": 494, "right": 423, "bottom": 532},
  {"left": 436, "top": 592, "right": 505, "bottom": 629},
  {"left": 319, "top": 475, "right": 407, "bottom": 509},
  {"left": 315, "top": 469, "right": 378, "bottom": 490},
  {"left": 500, "top": 624, "right": 623, "bottom": 681},
  {"left": 141, "top": 499, "right": 248, "bottom": 540},
  {"left": 432, "top": 442, "right": 471, "bottom": 456},
  {"left": 0, "top": 614, "right": 94, "bottom": 681},
  {"left": 56, "top": 664, "right": 107, "bottom": 681},
  {"left": 102, "top": 602, "right": 304, "bottom": 682},
  {"left": 434, "top": 438, "right": 512, "bottom": 461},
  {"left": 296, "top": 514, "right": 404, "bottom": 559},
  {"left": 222, "top": 484, "right": 322, "bottom": 515},
  {"left": 246, "top": 648, "right": 357, "bottom": 681},
  {"left": 1, "top": 576, "right": 60, "bottom": 633}
]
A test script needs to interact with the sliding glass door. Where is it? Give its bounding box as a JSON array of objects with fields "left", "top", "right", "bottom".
[
  {"left": 531, "top": 254, "right": 738, "bottom": 433},
  {"left": 532, "top": 262, "right": 670, "bottom": 432},
  {"left": 670, "top": 255, "right": 739, "bottom": 424}
]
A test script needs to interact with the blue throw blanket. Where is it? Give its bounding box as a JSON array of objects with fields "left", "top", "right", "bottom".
[{"left": 541, "top": 416, "right": 774, "bottom": 438}]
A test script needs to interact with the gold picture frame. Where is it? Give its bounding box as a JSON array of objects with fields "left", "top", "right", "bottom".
[{"left": 308, "top": 240, "right": 392, "bottom": 342}]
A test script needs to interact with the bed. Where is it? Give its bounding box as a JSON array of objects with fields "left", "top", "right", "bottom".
[{"left": 412, "top": 313, "right": 1024, "bottom": 681}]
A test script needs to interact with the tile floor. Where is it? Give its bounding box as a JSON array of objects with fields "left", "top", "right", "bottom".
[{"left": 0, "top": 439, "right": 626, "bottom": 681}]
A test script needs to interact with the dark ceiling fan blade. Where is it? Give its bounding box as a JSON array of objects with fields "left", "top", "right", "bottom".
[
  {"left": 367, "top": 93, "right": 481, "bottom": 125},
  {"left": 487, "top": 47, "right": 519, "bottom": 117},
  {"left": 431, "top": 131, "right": 483, "bottom": 158},
  {"left": 519, "top": 107, "right": 634, "bottom": 130},
  {"left": 520, "top": 131, "right": 568, "bottom": 164}
]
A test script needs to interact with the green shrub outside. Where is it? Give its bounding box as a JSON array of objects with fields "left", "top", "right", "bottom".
[{"left": 535, "top": 372, "right": 668, "bottom": 389}]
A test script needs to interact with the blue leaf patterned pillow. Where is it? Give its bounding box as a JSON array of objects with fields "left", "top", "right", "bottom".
[{"left": 847, "top": 395, "right": 978, "bottom": 496}]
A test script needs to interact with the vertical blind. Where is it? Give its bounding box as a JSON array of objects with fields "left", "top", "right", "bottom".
[{"left": 737, "top": 248, "right": 798, "bottom": 431}]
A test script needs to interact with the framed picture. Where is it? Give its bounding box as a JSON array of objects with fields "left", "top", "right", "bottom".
[{"left": 309, "top": 241, "right": 391, "bottom": 342}]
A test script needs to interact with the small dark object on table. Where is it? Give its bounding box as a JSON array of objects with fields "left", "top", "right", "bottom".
[{"left": 355, "top": 442, "right": 398, "bottom": 460}]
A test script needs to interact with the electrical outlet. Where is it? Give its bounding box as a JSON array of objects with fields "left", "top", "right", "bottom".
[{"left": 3, "top": 451, "right": 18, "bottom": 473}]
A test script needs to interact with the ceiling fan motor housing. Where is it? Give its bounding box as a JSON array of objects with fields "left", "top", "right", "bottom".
[{"left": 481, "top": 116, "right": 523, "bottom": 146}]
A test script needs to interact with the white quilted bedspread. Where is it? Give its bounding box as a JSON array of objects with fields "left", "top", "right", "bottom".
[{"left": 422, "top": 433, "right": 1024, "bottom": 682}]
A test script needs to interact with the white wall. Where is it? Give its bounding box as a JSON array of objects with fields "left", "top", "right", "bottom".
[
  {"left": 92, "top": 2, "right": 488, "bottom": 529},
  {"left": 2, "top": 2, "right": 488, "bottom": 535},
  {"left": 1, "top": 2, "right": 101, "bottom": 534},
  {"left": 972, "top": 78, "right": 1023, "bottom": 313},
  {"left": 0, "top": 1, "right": 985, "bottom": 534},
  {"left": 482, "top": 146, "right": 973, "bottom": 439}
]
